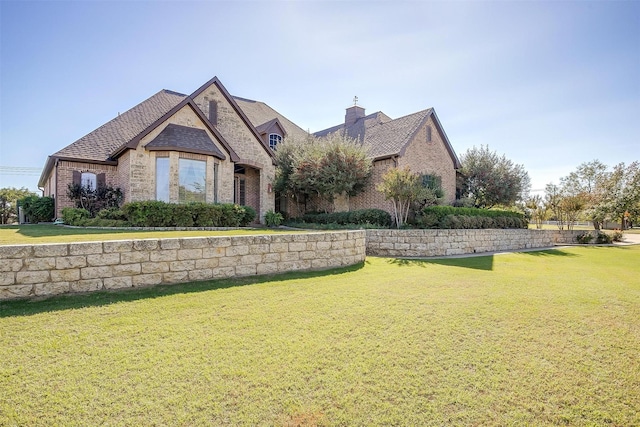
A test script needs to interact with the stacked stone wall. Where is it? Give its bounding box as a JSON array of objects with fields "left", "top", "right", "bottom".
[
  {"left": 366, "top": 229, "right": 583, "bottom": 257},
  {"left": 0, "top": 231, "right": 366, "bottom": 300}
]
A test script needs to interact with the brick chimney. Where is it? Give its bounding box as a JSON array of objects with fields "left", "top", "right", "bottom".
[{"left": 345, "top": 103, "right": 365, "bottom": 126}]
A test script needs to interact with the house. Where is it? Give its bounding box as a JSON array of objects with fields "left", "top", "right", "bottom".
[
  {"left": 39, "top": 77, "right": 305, "bottom": 222},
  {"left": 39, "top": 76, "right": 460, "bottom": 222},
  {"left": 310, "top": 103, "right": 461, "bottom": 213}
]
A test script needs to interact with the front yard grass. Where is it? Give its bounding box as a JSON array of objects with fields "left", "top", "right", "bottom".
[
  {"left": 0, "top": 224, "right": 299, "bottom": 245},
  {"left": 1, "top": 246, "right": 639, "bottom": 426}
]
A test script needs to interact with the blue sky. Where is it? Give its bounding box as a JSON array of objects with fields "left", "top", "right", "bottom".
[{"left": 1, "top": 0, "right": 638, "bottom": 195}]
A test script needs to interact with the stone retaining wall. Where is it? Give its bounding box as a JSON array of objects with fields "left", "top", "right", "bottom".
[
  {"left": 0, "top": 231, "right": 366, "bottom": 300},
  {"left": 365, "top": 229, "right": 582, "bottom": 257}
]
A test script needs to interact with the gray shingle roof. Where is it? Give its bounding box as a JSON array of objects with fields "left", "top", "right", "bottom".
[
  {"left": 54, "top": 90, "right": 187, "bottom": 161},
  {"left": 233, "top": 96, "right": 309, "bottom": 141},
  {"left": 314, "top": 109, "right": 432, "bottom": 160},
  {"left": 145, "top": 124, "right": 226, "bottom": 159}
]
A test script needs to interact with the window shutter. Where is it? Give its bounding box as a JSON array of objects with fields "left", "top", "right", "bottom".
[
  {"left": 209, "top": 101, "right": 218, "bottom": 126},
  {"left": 97, "top": 173, "right": 106, "bottom": 188},
  {"left": 72, "top": 171, "right": 81, "bottom": 186}
]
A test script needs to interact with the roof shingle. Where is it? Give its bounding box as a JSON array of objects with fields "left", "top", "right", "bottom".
[
  {"left": 54, "top": 90, "right": 187, "bottom": 161},
  {"left": 314, "top": 109, "right": 432, "bottom": 160},
  {"left": 145, "top": 123, "right": 226, "bottom": 159},
  {"left": 233, "top": 96, "right": 309, "bottom": 141}
]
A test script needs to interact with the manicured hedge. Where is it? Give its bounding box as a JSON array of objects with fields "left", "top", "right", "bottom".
[
  {"left": 62, "top": 202, "right": 256, "bottom": 227},
  {"left": 417, "top": 206, "right": 527, "bottom": 229},
  {"left": 297, "top": 209, "right": 392, "bottom": 227}
]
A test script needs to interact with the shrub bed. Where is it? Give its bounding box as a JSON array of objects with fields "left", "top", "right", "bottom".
[
  {"left": 62, "top": 202, "right": 256, "bottom": 227},
  {"left": 417, "top": 206, "right": 527, "bottom": 229},
  {"left": 295, "top": 209, "right": 392, "bottom": 227}
]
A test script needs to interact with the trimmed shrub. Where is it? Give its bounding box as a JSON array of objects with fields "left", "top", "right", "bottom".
[
  {"left": 297, "top": 209, "right": 391, "bottom": 227},
  {"left": 576, "top": 232, "right": 594, "bottom": 244},
  {"left": 61, "top": 207, "right": 90, "bottom": 225},
  {"left": 611, "top": 230, "right": 624, "bottom": 242},
  {"left": 240, "top": 205, "right": 257, "bottom": 226},
  {"left": 97, "top": 208, "right": 127, "bottom": 221},
  {"left": 417, "top": 206, "right": 527, "bottom": 229},
  {"left": 120, "top": 201, "right": 253, "bottom": 228},
  {"left": 595, "top": 232, "right": 613, "bottom": 244},
  {"left": 172, "top": 204, "right": 194, "bottom": 227}
]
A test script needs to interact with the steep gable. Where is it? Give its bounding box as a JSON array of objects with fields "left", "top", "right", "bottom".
[{"left": 190, "top": 77, "right": 274, "bottom": 166}]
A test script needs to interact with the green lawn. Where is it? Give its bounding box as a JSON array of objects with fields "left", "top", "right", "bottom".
[
  {"left": 1, "top": 246, "right": 639, "bottom": 426},
  {"left": 0, "top": 224, "right": 299, "bottom": 245}
]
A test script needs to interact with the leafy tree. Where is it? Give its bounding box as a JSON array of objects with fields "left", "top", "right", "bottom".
[
  {"left": 377, "top": 167, "right": 435, "bottom": 228},
  {"left": 460, "top": 145, "right": 530, "bottom": 208},
  {"left": 19, "top": 195, "right": 55, "bottom": 223},
  {"left": 525, "top": 195, "right": 547, "bottom": 229},
  {"left": 545, "top": 183, "right": 566, "bottom": 230},
  {"left": 596, "top": 161, "right": 640, "bottom": 229},
  {"left": 274, "top": 133, "right": 372, "bottom": 212},
  {"left": 560, "top": 160, "right": 608, "bottom": 229},
  {"left": 0, "top": 187, "right": 36, "bottom": 224},
  {"left": 557, "top": 160, "right": 639, "bottom": 230}
]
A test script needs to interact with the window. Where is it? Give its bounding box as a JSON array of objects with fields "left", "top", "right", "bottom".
[
  {"left": 156, "top": 157, "right": 170, "bottom": 202},
  {"left": 234, "top": 177, "right": 246, "bottom": 205},
  {"left": 269, "top": 134, "right": 282, "bottom": 150},
  {"left": 179, "top": 158, "right": 206, "bottom": 203},
  {"left": 81, "top": 172, "right": 97, "bottom": 190},
  {"left": 421, "top": 174, "right": 441, "bottom": 191},
  {"left": 426, "top": 126, "right": 432, "bottom": 142}
]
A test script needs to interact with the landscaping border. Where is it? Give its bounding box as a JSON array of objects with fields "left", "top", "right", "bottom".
[
  {"left": 0, "top": 231, "right": 366, "bottom": 300},
  {"left": 365, "top": 229, "right": 585, "bottom": 257}
]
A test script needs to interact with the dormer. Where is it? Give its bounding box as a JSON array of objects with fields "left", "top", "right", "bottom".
[{"left": 255, "top": 118, "right": 287, "bottom": 150}]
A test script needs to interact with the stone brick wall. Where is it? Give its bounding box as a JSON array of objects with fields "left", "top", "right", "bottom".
[
  {"left": 366, "top": 229, "right": 583, "bottom": 257},
  {"left": 398, "top": 116, "right": 456, "bottom": 204},
  {"left": 0, "top": 231, "right": 366, "bottom": 300}
]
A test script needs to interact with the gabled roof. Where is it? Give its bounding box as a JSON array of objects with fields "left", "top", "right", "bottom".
[
  {"left": 233, "top": 96, "right": 309, "bottom": 141},
  {"left": 189, "top": 78, "right": 276, "bottom": 162},
  {"left": 145, "top": 123, "right": 226, "bottom": 159},
  {"left": 314, "top": 108, "right": 461, "bottom": 168},
  {"left": 53, "top": 89, "right": 187, "bottom": 162},
  {"left": 255, "top": 118, "right": 286, "bottom": 137}
]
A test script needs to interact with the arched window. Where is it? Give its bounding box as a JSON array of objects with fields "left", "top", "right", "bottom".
[{"left": 269, "top": 134, "right": 282, "bottom": 150}]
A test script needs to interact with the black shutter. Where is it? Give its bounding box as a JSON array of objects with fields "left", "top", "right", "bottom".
[
  {"left": 72, "top": 171, "right": 81, "bottom": 186},
  {"left": 97, "top": 173, "right": 106, "bottom": 189}
]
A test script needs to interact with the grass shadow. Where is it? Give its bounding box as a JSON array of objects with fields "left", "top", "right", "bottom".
[
  {"left": 0, "top": 262, "right": 365, "bottom": 318},
  {"left": 517, "top": 248, "right": 580, "bottom": 257},
  {"left": 386, "top": 247, "right": 583, "bottom": 271},
  {"left": 388, "top": 256, "right": 495, "bottom": 271}
]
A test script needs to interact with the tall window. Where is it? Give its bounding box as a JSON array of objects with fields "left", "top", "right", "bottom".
[
  {"left": 426, "top": 126, "right": 432, "bottom": 142},
  {"left": 269, "top": 134, "right": 282, "bottom": 150},
  {"left": 179, "top": 158, "right": 206, "bottom": 203},
  {"left": 156, "top": 158, "right": 170, "bottom": 202},
  {"left": 81, "top": 172, "right": 96, "bottom": 190}
]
